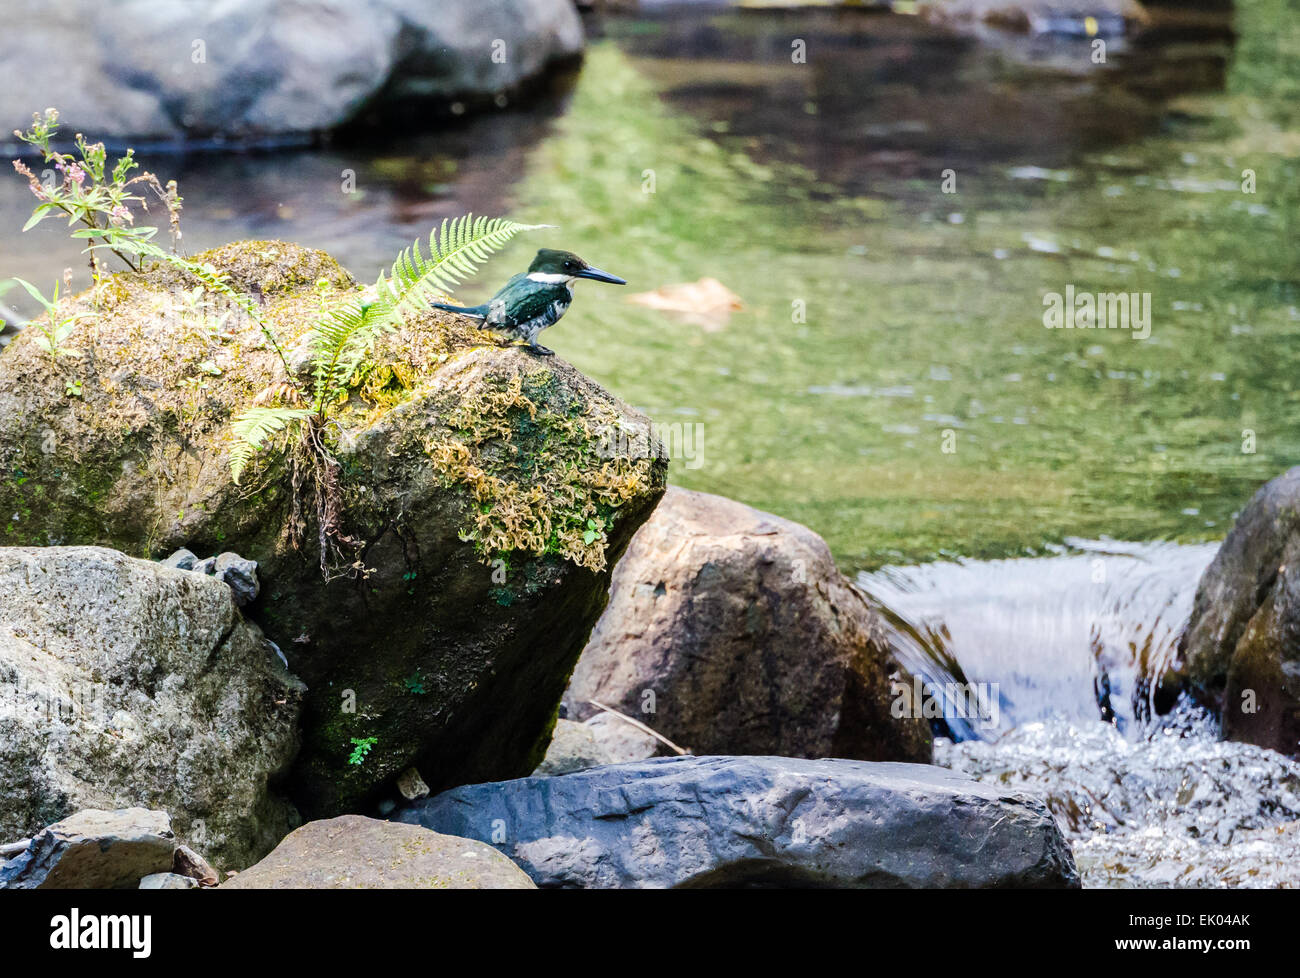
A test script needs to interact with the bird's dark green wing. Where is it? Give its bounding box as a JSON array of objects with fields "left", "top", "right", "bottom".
[{"left": 485, "top": 275, "right": 566, "bottom": 329}]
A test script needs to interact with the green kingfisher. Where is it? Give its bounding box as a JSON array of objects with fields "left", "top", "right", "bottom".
[{"left": 430, "top": 248, "right": 626, "bottom": 356}]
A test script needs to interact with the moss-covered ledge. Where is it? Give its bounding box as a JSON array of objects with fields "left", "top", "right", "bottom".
[{"left": 0, "top": 240, "right": 667, "bottom": 818}]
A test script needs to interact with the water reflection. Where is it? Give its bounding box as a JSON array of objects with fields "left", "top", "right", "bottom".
[{"left": 600, "top": 4, "right": 1235, "bottom": 186}]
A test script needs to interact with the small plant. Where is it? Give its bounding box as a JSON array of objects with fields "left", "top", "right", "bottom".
[
  {"left": 11, "top": 109, "right": 287, "bottom": 369},
  {"left": 582, "top": 517, "right": 606, "bottom": 546},
  {"left": 7, "top": 277, "right": 86, "bottom": 359},
  {"left": 347, "top": 736, "right": 378, "bottom": 766},
  {"left": 403, "top": 670, "right": 427, "bottom": 695}
]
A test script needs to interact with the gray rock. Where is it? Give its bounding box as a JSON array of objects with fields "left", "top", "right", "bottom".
[
  {"left": 213, "top": 552, "right": 261, "bottom": 606},
  {"left": 160, "top": 548, "right": 197, "bottom": 570},
  {"left": 180, "top": 550, "right": 260, "bottom": 605},
  {"left": 0, "top": 546, "right": 306, "bottom": 869},
  {"left": 396, "top": 755, "right": 1080, "bottom": 888},
  {"left": 0, "top": 0, "right": 583, "bottom": 143},
  {"left": 0, "top": 808, "right": 176, "bottom": 889},
  {"left": 140, "top": 872, "right": 199, "bottom": 889},
  {"left": 583, "top": 712, "right": 663, "bottom": 764},
  {"left": 531, "top": 719, "right": 613, "bottom": 777},
  {"left": 1178, "top": 466, "right": 1300, "bottom": 754},
  {"left": 221, "top": 815, "right": 536, "bottom": 889}
]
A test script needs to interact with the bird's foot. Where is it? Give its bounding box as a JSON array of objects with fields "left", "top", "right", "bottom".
[{"left": 526, "top": 343, "right": 555, "bottom": 357}]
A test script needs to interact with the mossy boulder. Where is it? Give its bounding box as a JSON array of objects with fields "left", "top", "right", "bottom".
[{"left": 0, "top": 240, "right": 666, "bottom": 818}]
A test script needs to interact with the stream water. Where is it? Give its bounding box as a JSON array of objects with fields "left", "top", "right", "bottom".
[
  {"left": 861, "top": 543, "right": 1300, "bottom": 887},
  {"left": 2, "top": 0, "right": 1298, "bottom": 885}
]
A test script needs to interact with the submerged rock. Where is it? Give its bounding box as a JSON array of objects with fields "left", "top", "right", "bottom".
[
  {"left": 221, "top": 815, "right": 536, "bottom": 889},
  {"left": 0, "top": 808, "right": 176, "bottom": 890},
  {"left": 0, "top": 546, "right": 304, "bottom": 869},
  {"left": 0, "top": 240, "right": 666, "bottom": 818},
  {"left": 918, "top": 0, "right": 1147, "bottom": 36},
  {"left": 396, "top": 754, "right": 1079, "bottom": 888},
  {"left": 1177, "top": 466, "right": 1300, "bottom": 755},
  {"left": 564, "top": 487, "right": 932, "bottom": 763},
  {"left": 0, "top": 0, "right": 584, "bottom": 143}
]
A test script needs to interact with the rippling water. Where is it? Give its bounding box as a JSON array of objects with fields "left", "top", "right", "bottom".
[{"left": 862, "top": 544, "right": 1300, "bottom": 887}]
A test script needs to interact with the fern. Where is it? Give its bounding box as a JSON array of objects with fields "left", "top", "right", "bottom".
[
  {"left": 229, "top": 406, "right": 312, "bottom": 485},
  {"left": 307, "top": 292, "right": 380, "bottom": 413},
  {"left": 373, "top": 214, "right": 548, "bottom": 324},
  {"left": 304, "top": 214, "right": 545, "bottom": 416}
]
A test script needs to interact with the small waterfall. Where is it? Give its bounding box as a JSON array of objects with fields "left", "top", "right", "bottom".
[
  {"left": 858, "top": 539, "right": 1219, "bottom": 739},
  {"left": 858, "top": 540, "right": 1300, "bottom": 888}
]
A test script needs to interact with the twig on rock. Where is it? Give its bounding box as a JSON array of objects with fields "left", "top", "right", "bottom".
[{"left": 587, "top": 698, "right": 690, "bottom": 756}]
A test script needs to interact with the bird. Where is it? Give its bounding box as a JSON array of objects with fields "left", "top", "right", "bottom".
[{"left": 430, "top": 248, "right": 626, "bottom": 356}]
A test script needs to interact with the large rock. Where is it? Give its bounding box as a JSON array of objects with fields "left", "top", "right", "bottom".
[
  {"left": 564, "top": 487, "right": 932, "bottom": 763},
  {"left": 0, "top": 241, "right": 666, "bottom": 817},
  {"left": 1177, "top": 467, "right": 1300, "bottom": 754},
  {"left": 0, "top": 0, "right": 583, "bottom": 143},
  {"left": 0, "top": 546, "right": 303, "bottom": 869},
  {"left": 0, "top": 808, "right": 176, "bottom": 890},
  {"left": 396, "top": 755, "right": 1079, "bottom": 888},
  {"left": 221, "top": 815, "right": 535, "bottom": 889}
]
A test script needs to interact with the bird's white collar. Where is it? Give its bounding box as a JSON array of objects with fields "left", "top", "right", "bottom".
[{"left": 527, "top": 272, "right": 576, "bottom": 284}]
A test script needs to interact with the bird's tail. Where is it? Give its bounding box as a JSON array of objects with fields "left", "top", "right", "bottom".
[{"left": 431, "top": 301, "right": 488, "bottom": 320}]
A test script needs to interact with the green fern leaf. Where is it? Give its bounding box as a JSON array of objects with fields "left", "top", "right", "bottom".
[
  {"left": 306, "top": 215, "right": 546, "bottom": 409},
  {"left": 229, "top": 406, "right": 312, "bottom": 484},
  {"left": 375, "top": 214, "right": 549, "bottom": 323}
]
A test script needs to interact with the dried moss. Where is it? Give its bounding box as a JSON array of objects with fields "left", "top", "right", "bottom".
[{"left": 422, "top": 370, "right": 659, "bottom": 572}]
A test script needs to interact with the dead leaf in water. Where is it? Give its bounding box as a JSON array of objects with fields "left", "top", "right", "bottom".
[{"left": 627, "top": 278, "right": 743, "bottom": 332}]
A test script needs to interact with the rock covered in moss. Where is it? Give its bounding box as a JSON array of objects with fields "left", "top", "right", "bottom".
[
  {"left": 0, "top": 546, "right": 304, "bottom": 869},
  {"left": 0, "top": 240, "right": 666, "bottom": 818},
  {"left": 564, "top": 488, "right": 933, "bottom": 763}
]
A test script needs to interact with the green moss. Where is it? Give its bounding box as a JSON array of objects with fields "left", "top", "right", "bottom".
[{"left": 422, "top": 370, "right": 658, "bottom": 572}]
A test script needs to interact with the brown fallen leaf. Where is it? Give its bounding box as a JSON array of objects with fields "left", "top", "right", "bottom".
[{"left": 627, "top": 277, "right": 743, "bottom": 332}]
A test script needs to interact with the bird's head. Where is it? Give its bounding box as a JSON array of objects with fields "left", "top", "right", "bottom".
[{"left": 527, "top": 248, "right": 626, "bottom": 286}]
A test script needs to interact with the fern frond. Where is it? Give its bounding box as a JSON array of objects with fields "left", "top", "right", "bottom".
[
  {"left": 374, "top": 214, "right": 548, "bottom": 323},
  {"left": 305, "top": 215, "right": 546, "bottom": 409},
  {"left": 229, "top": 406, "right": 312, "bottom": 484}
]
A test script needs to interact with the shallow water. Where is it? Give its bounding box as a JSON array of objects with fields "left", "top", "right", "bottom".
[
  {"left": 862, "top": 543, "right": 1300, "bottom": 887},
  {"left": 3, "top": 0, "right": 1298, "bottom": 573}
]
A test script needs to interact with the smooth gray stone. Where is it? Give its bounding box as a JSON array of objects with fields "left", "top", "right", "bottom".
[{"left": 396, "top": 754, "right": 1079, "bottom": 889}]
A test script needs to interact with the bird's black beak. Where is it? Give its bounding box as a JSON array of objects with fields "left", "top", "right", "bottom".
[{"left": 576, "top": 266, "right": 626, "bottom": 285}]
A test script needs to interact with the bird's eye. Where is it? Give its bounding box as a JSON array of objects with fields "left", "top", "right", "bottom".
[{"left": 565, "top": 261, "right": 577, "bottom": 271}]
